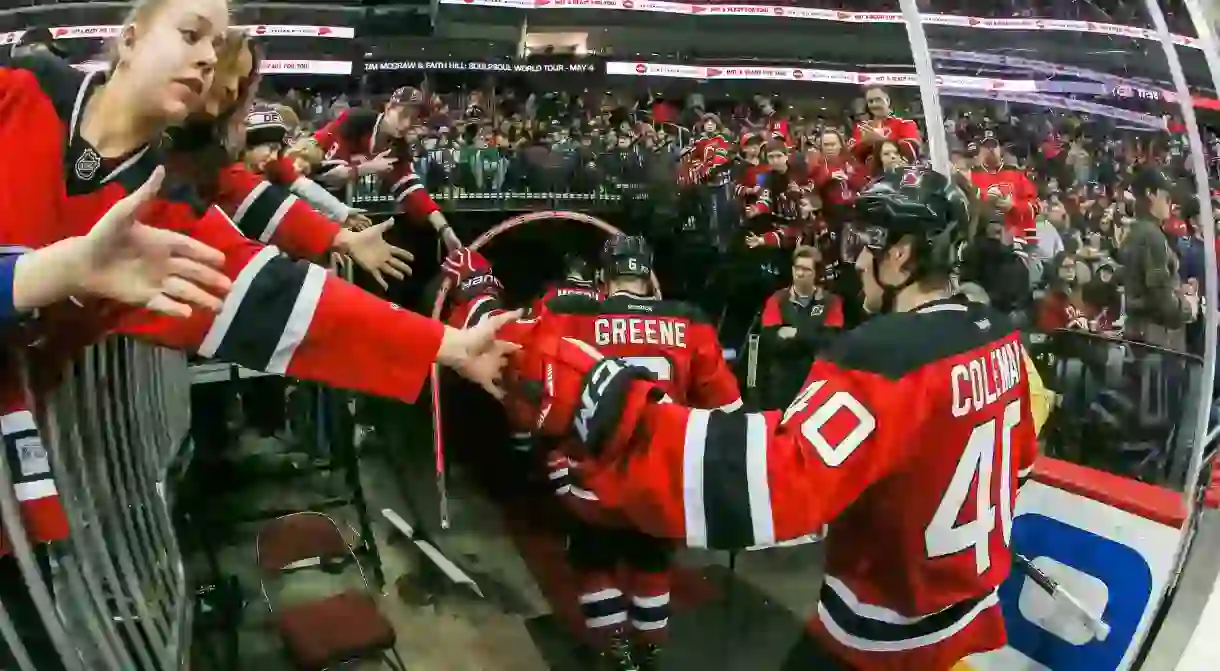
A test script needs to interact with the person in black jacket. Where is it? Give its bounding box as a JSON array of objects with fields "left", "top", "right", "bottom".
[
  {"left": 757, "top": 245, "right": 845, "bottom": 408},
  {"left": 959, "top": 211, "right": 1035, "bottom": 319}
]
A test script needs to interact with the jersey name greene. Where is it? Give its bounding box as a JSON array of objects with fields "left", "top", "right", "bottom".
[{"left": 594, "top": 316, "right": 687, "bottom": 349}]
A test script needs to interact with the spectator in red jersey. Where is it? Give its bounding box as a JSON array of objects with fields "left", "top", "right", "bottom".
[
  {"left": 968, "top": 129, "right": 1039, "bottom": 248},
  {"left": 756, "top": 96, "right": 792, "bottom": 148},
  {"left": 733, "top": 134, "right": 767, "bottom": 203},
  {"left": 758, "top": 245, "right": 843, "bottom": 408},
  {"left": 746, "top": 193, "right": 823, "bottom": 251},
  {"left": 745, "top": 141, "right": 809, "bottom": 221},
  {"left": 807, "top": 129, "right": 867, "bottom": 225},
  {"left": 848, "top": 86, "right": 921, "bottom": 174},
  {"left": 1039, "top": 252, "right": 1098, "bottom": 334}
]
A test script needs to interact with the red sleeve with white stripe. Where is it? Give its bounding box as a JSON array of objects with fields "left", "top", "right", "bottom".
[
  {"left": 216, "top": 165, "right": 339, "bottom": 260},
  {"left": 582, "top": 360, "right": 913, "bottom": 550},
  {"left": 386, "top": 162, "right": 440, "bottom": 222},
  {"left": 116, "top": 204, "right": 444, "bottom": 404}
]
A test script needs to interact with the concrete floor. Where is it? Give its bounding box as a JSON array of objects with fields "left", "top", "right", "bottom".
[{"left": 182, "top": 414, "right": 829, "bottom": 671}]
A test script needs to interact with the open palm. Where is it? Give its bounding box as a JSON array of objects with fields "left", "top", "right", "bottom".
[
  {"left": 80, "top": 167, "right": 232, "bottom": 318},
  {"left": 338, "top": 218, "right": 414, "bottom": 290}
]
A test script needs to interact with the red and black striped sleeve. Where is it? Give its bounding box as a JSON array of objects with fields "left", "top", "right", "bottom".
[
  {"left": 118, "top": 201, "right": 444, "bottom": 404},
  {"left": 216, "top": 164, "right": 339, "bottom": 260}
]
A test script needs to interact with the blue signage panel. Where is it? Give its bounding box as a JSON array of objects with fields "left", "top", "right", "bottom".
[{"left": 999, "top": 513, "right": 1154, "bottom": 671}]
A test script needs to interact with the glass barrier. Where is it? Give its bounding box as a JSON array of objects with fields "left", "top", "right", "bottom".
[
  {"left": 916, "top": 0, "right": 1219, "bottom": 668},
  {"left": 4, "top": 4, "right": 1219, "bottom": 670}
]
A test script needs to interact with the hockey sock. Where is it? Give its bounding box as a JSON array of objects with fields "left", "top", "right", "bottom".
[
  {"left": 627, "top": 569, "right": 671, "bottom": 645},
  {"left": 577, "top": 571, "right": 628, "bottom": 648}
]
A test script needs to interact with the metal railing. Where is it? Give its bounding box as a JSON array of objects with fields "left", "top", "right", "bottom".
[
  {"left": 0, "top": 339, "right": 192, "bottom": 671},
  {"left": 349, "top": 146, "right": 685, "bottom": 212}
]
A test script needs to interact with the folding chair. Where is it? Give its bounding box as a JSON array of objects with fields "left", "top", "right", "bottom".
[{"left": 256, "top": 512, "right": 408, "bottom": 671}]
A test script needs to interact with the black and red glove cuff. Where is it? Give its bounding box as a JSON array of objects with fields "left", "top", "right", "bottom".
[{"left": 573, "top": 358, "right": 663, "bottom": 457}]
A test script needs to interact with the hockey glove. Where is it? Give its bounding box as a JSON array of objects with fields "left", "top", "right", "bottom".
[
  {"left": 503, "top": 323, "right": 660, "bottom": 456},
  {"left": 441, "top": 247, "right": 492, "bottom": 285},
  {"left": 443, "top": 247, "right": 503, "bottom": 301}
]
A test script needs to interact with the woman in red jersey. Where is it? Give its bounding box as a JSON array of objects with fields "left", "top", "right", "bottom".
[{"left": 0, "top": 0, "right": 515, "bottom": 402}]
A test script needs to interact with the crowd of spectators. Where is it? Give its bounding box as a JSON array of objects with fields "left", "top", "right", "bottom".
[{"left": 265, "top": 81, "right": 1216, "bottom": 363}]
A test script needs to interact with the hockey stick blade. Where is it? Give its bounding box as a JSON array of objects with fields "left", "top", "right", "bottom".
[{"left": 1015, "top": 553, "right": 1111, "bottom": 641}]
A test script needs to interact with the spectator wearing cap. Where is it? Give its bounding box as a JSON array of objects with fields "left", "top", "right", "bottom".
[
  {"left": 747, "top": 141, "right": 811, "bottom": 223},
  {"left": 967, "top": 129, "right": 1039, "bottom": 249},
  {"left": 732, "top": 134, "right": 767, "bottom": 202},
  {"left": 242, "top": 106, "right": 359, "bottom": 228},
  {"left": 756, "top": 97, "right": 792, "bottom": 149},
  {"left": 313, "top": 85, "right": 458, "bottom": 252},
  {"left": 9, "top": 26, "right": 65, "bottom": 61},
  {"left": 1118, "top": 167, "right": 1198, "bottom": 349}
]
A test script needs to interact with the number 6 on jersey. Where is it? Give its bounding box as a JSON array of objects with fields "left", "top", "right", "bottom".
[{"left": 925, "top": 400, "right": 1023, "bottom": 574}]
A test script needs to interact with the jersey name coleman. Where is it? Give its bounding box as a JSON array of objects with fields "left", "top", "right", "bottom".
[{"left": 951, "top": 339, "right": 1024, "bottom": 417}]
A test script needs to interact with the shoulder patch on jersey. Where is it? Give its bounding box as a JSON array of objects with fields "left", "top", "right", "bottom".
[
  {"left": 12, "top": 53, "right": 87, "bottom": 126},
  {"left": 825, "top": 299, "right": 1017, "bottom": 379}
]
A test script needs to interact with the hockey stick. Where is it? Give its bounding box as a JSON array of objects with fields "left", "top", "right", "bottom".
[
  {"left": 1013, "top": 552, "right": 1111, "bottom": 642},
  {"left": 430, "top": 232, "right": 465, "bottom": 530},
  {"left": 427, "top": 211, "right": 654, "bottom": 531}
]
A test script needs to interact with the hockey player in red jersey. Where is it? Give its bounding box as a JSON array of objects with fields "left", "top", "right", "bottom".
[
  {"left": 967, "top": 130, "right": 1039, "bottom": 248},
  {"left": 532, "top": 254, "right": 602, "bottom": 316},
  {"left": 849, "top": 86, "right": 922, "bottom": 175},
  {"left": 443, "top": 238, "right": 740, "bottom": 669},
  {"left": 503, "top": 167, "right": 1039, "bottom": 671}
]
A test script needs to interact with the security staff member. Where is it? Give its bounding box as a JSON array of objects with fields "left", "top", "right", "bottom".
[{"left": 758, "top": 245, "right": 844, "bottom": 408}]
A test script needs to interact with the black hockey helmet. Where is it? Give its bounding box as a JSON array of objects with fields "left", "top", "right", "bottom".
[
  {"left": 564, "top": 254, "right": 592, "bottom": 281},
  {"left": 602, "top": 234, "right": 653, "bottom": 279},
  {"left": 843, "top": 166, "right": 969, "bottom": 311},
  {"left": 844, "top": 166, "right": 968, "bottom": 271}
]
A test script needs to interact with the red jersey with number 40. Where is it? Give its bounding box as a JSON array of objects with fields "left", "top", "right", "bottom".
[{"left": 581, "top": 297, "right": 1037, "bottom": 670}]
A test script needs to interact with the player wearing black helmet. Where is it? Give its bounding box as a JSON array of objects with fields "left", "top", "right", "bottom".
[
  {"left": 442, "top": 236, "right": 739, "bottom": 670},
  {"left": 501, "top": 167, "right": 1044, "bottom": 670},
  {"left": 533, "top": 254, "right": 602, "bottom": 315}
]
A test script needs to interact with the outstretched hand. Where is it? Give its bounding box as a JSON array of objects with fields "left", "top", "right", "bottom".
[
  {"left": 436, "top": 309, "right": 524, "bottom": 399},
  {"left": 335, "top": 219, "right": 414, "bottom": 290},
  {"left": 78, "top": 166, "right": 232, "bottom": 318}
]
